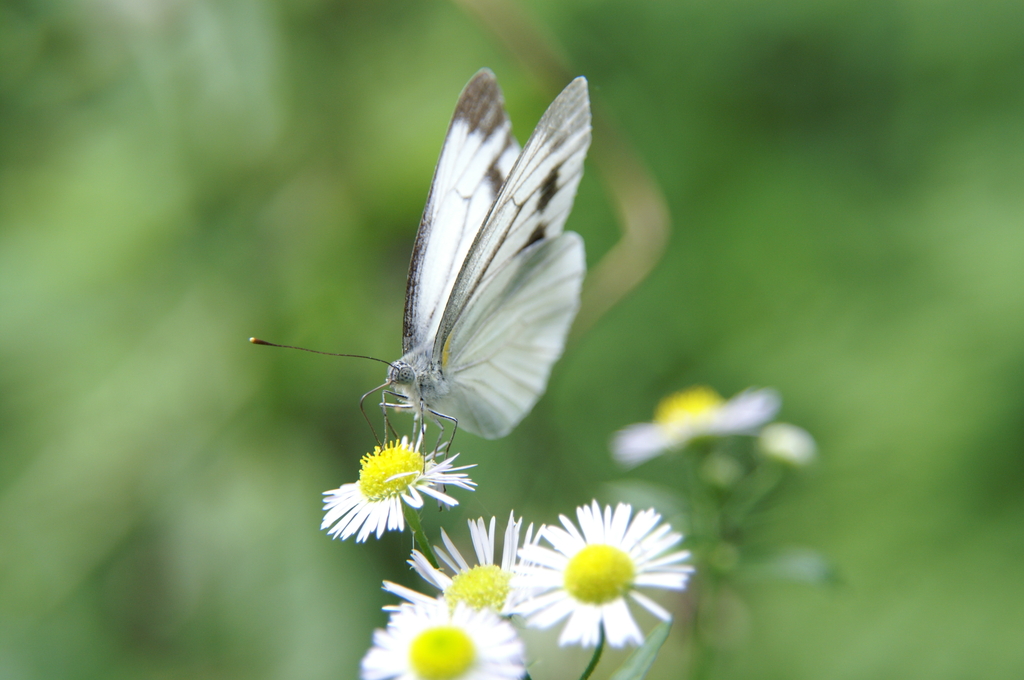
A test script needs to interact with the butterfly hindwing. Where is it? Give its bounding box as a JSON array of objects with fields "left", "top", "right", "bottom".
[
  {"left": 403, "top": 69, "right": 521, "bottom": 354},
  {"left": 432, "top": 232, "right": 586, "bottom": 438}
]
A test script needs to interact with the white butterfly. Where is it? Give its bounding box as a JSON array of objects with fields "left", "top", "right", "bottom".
[{"left": 385, "top": 69, "right": 591, "bottom": 441}]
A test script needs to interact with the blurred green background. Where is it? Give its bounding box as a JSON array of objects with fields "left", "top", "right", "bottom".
[{"left": 2, "top": 0, "right": 1024, "bottom": 677}]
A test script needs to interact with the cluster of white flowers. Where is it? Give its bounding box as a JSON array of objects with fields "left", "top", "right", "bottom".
[
  {"left": 320, "top": 383, "right": 814, "bottom": 680},
  {"left": 357, "top": 505, "right": 691, "bottom": 680},
  {"left": 320, "top": 429, "right": 693, "bottom": 679}
]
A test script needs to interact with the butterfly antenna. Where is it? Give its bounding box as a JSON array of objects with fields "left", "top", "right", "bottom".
[
  {"left": 252, "top": 337, "right": 399, "bottom": 446},
  {"left": 249, "top": 337, "right": 395, "bottom": 367}
]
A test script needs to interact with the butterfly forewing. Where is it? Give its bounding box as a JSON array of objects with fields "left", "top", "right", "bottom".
[
  {"left": 432, "top": 76, "right": 592, "bottom": 364},
  {"left": 403, "top": 70, "right": 522, "bottom": 354}
]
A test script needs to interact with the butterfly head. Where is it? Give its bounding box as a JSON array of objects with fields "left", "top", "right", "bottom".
[{"left": 388, "top": 360, "right": 416, "bottom": 386}]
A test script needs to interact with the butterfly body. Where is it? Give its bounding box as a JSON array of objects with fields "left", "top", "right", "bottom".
[
  {"left": 390, "top": 70, "right": 591, "bottom": 440},
  {"left": 388, "top": 351, "right": 448, "bottom": 408}
]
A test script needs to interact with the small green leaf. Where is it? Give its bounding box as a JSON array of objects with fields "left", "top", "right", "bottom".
[
  {"left": 744, "top": 547, "right": 839, "bottom": 586},
  {"left": 608, "top": 621, "right": 672, "bottom": 680}
]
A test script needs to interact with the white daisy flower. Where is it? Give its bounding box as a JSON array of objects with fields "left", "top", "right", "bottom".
[
  {"left": 321, "top": 437, "right": 476, "bottom": 542},
  {"left": 384, "top": 512, "right": 539, "bottom": 614},
  {"left": 361, "top": 597, "right": 525, "bottom": 680},
  {"left": 758, "top": 422, "right": 816, "bottom": 466},
  {"left": 612, "top": 386, "right": 780, "bottom": 467},
  {"left": 514, "top": 501, "right": 693, "bottom": 648}
]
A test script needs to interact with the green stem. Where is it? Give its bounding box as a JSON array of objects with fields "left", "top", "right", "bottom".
[
  {"left": 689, "top": 570, "right": 720, "bottom": 680},
  {"left": 578, "top": 627, "right": 605, "bottom": 680},
  {"left": 681, "top": 447, "right": 719, "bottom": 545},
  {"left": 722, "top": 461, "right": 783, "bottom": 532},
  {"left": 403, "top": 503, "right": 439, "bottom": 569}
]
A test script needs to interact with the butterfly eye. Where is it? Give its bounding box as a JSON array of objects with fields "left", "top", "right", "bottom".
[{"left": 389, "top": 362, "right": 416, "bottom": 386}]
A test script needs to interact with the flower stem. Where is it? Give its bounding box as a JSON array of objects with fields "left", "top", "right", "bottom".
[
  {"left": 403, "top": 504, "right": 439, "bottom": 569},
  {"left": 722, "top": 461, "right": 783, "bottom": 530},
  {"left": 578, "top": 627, "right": 605, "bottom": 680}
]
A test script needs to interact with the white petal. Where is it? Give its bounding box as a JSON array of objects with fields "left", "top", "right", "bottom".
[
  {"left": 381, "top": 581, "right": 435, "bottom": 607},
  {"left": 622, "top": 507, "right": 661, "bottom": 548},
  {"left": 468, "top": 517, "right": 495, "bottom": 566},
  {"left": 635, "top": 571, "right": 691, "bottom": 589},
  {"left": 523, "top": 590, "right": 575, "bottom": 625},
  {"left": 345, "top": 502, "right": 381, "bottom": 541},
  {"left": 600, "top": 598, "right": 643, "bottom": 647},
  {"left": 517, "top": 544, "right": 569, "bottom": 571},
  {"left": 575, "top": 501, "right": 604, "bottom": 544},
  {"left": 629, "top": 590, "right": 673, "bottom": 621},
  {"left": 434, "top": 549, "right": 459, "bottom": 576},
  {"left": 385, "top": 497, "right": 405, "bottom": 532},
  {"left": 641, "top": 549, "right": 691, "bottom": 571},
  {"left": 555, "top": 514, "right": 586, "bottom": 546},
  {"left": 539, "top": 525, "right": 584, "bottom": 558},
  {"left": 710, "top": 388, "right": 780, "bottom": 434},
  {"left": 408, "top": 550, "right": 452, "bottom": 590},
  {"left": 401, "top": 486, "right": 425, "bottom": 509},
  {"left": 513, "top": 564, "right": 568, "bottom": 591},
  {"left": 440, "top": 527, "right": 470, "bottom": 571},
  {"left": 634, "top": 537, "right": 682, "bottom": 564},
  {"left": 558, "top": 603, "right": 602, "bottom": 647},
  {"left": 500, "top": 512, "right": 521, "bottom": 572},
  {"left": 611, "top": 423, "right": 676, "bottom": 466},
  {"left": 417, "top": 485, "right": 458, "bottom": 507}
]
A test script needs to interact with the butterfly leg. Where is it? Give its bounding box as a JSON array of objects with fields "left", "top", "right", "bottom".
[
  {"left": 425, "top": 408, "right": 459, "bottom": 459},
  {"left": 411, "top": 402, "right": 433, "bottom": 454},
  {"left": 381, "top": 389, "right": 413, "bottom": 443},
  {"left": 423, "top": 407, "right": 458, "bottom": 509}
]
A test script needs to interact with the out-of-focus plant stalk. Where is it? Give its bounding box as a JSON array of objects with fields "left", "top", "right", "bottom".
[{"left": 452, "top": 0, "right": 672, "bottom": 339}]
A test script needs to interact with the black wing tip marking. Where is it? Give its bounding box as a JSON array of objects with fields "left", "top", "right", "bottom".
[
  {"left": 404, "top": 71, "right": 515, "bottom": 351},
  {"left": 454, "top": 70, "right": 508, "bottom": 136}
]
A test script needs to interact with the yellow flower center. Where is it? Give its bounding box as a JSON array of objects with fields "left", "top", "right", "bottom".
[
  {"left": 408, "top": 625, "right": 476, "bottom": 680},
  {"left": 564, "top": 544, "right": 635, "bottom": 605},
  {"left": 357, "top": 441, "right": 423, "bottom": 501},
  {"left": 446, "top": 565, "right": 511, "bottom": 612},
  {"left": 654, "top": 386, "right": 724, "bottom": 427}
]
